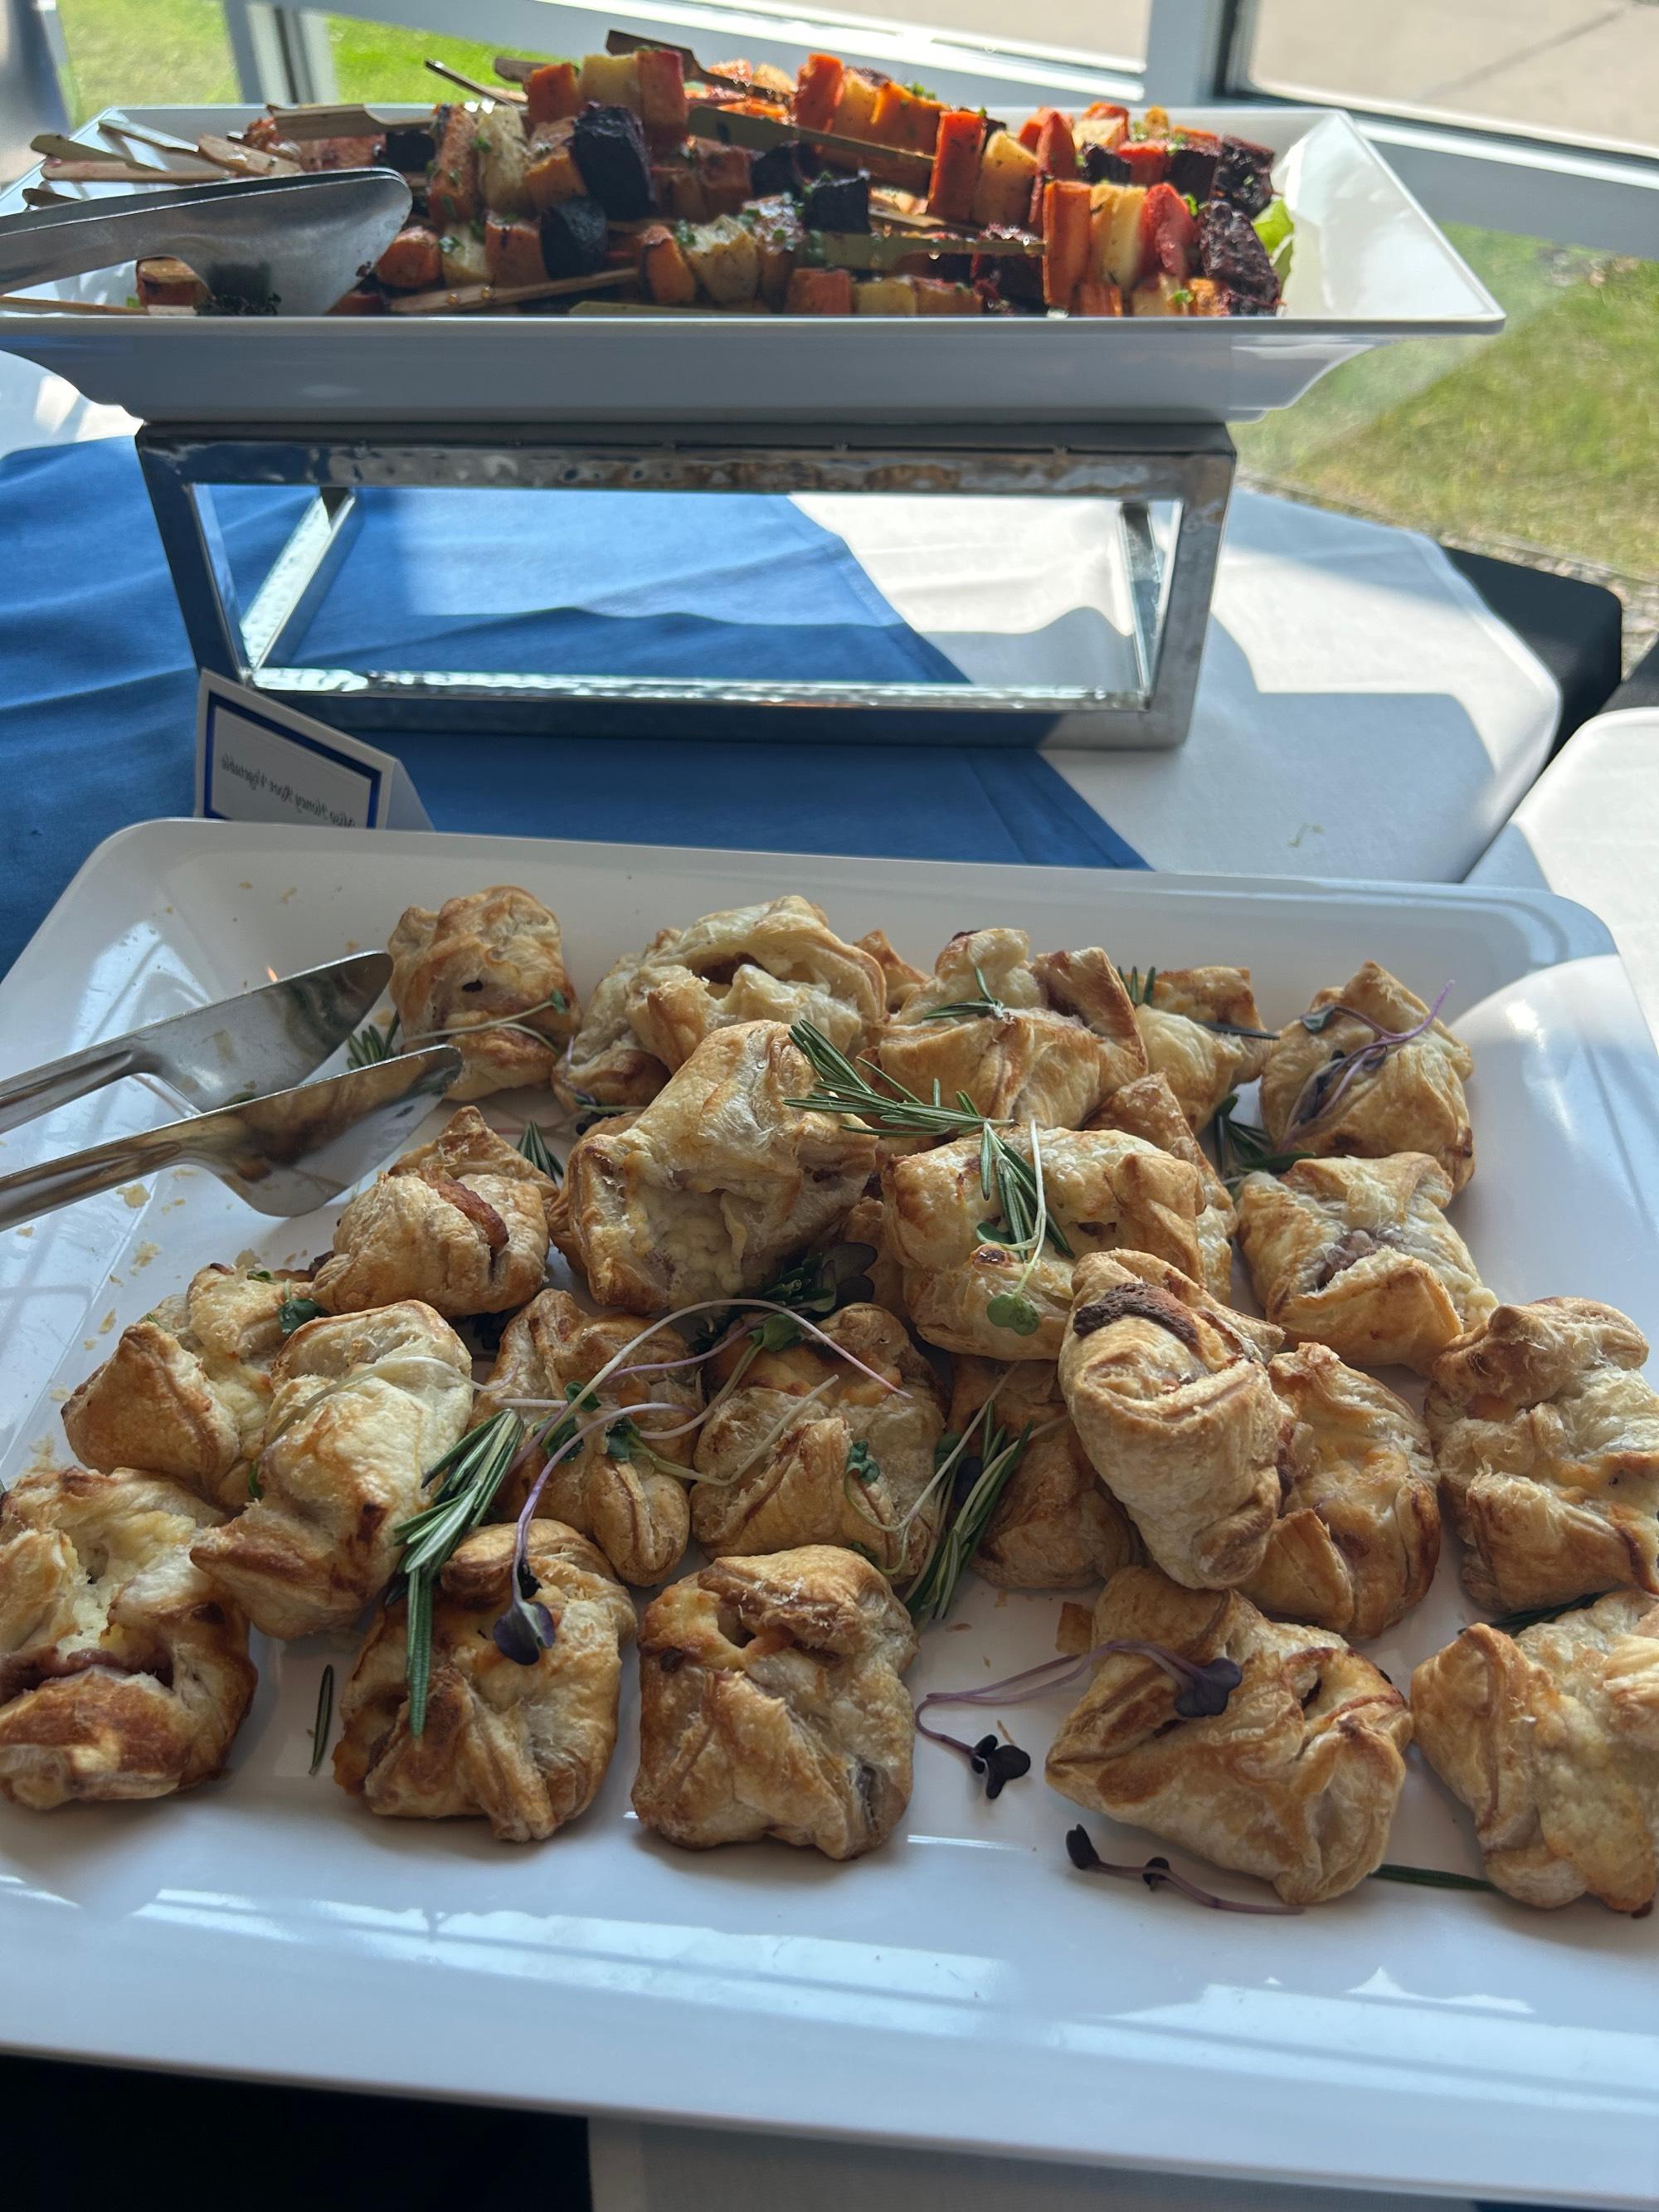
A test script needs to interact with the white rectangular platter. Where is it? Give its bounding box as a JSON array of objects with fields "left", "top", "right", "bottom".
[
  {"left": 2, "top": 821, "right": 1655, "bottom": 2210},
  {"left": 0, "top": 104, "right": 1501, "bottom": 425}
]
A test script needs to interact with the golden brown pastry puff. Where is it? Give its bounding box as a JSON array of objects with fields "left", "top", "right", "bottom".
[
  {"left": 61, "top": 1261, "right": 308, "bottom": 1510},
  {"left": 856, "top": 928, "right": 927, "bottom": 1011},
  {"left": 190, "top": 1301, "right": 474, "bottom": 1640},
  {"left": 689, "top": 1305, "right": 946, "bottom": 1576},
  {"left": 633, "top": 1546, "right": 917, "bottom": 1859},
  {"left": 1236, "top": 1152, "right": 1492, "bottom": 1375},
  {"left": 555, "top": 933, "right": 675, "bottom": 1116},
  {"left": 1127, "top": 966, "right": 1272, "bottom": 1132},
  {"left": 1058, "top": 1250, "right": 1283, "bottom": 1589},
  {"left": 1412, "top": 1592, "right": 1659, "bottom": 1912},
  {"left": 388, "top": 884, "right": 578, "bottom": 1100},
  {"left": 1258, "top": 962, "right": 1475, "bottom": 1192},
  {"left": 947, "top": 1357, "right": 1140, "bottom": 1590},
  {"left": 833, "top": 1193, "right": 909, "bottom": 1319},
  {"left": 1241, "top": 1344, "right": 1439, "bottom": 1639},
  {"left": 473, "top": 1289, "right": 698, "bottom": 1586},
  {"left": 0, "top": 1467, "right": 255, "bottom": 1810},
  {"left": 876, "top": 928, "right": 1146, "bottom": 1129},
  {"left": 332, "top": 1521, "right": 635, "bottom": 1843},
  {"left": 884, "top": 1125, "right": 1204, "bottom": 1362},
  {"left": 314, "top": 1106, "right": 558, "bottom": 1318},
  {"left": 1046, "top": 1566, "right": 1411, "bottom": 1905},
  {"left": 1089, "top": 1071, "right": 1237, "bottom": 1303},
  {"left": 1425, "top": 1298, "right": 1659, "bottom": 1613},
  {"left": 561, "top": 1021, "right": 877, "bottom": 1315}
]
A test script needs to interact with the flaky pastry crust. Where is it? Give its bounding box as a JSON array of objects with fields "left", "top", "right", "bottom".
[
  {"left": 948, "top": 1358, "right": 1140, "bottom": 1590},
  {"left": 1258, "top": 962, "right": 1475, "bottom": 1191},
  {"left": 1242, "top": 1344, "right": 1439, "bottom": 1639},
  {"left": 190, "top": 1301, "right": 473, "bottom": 1640},
  {"left": 389, "top": 884, "right": 578, "bottom": 1100},
  {"left": 1425, "top": 1298, "right": 1659, "bottom": 1611},
  {"left": 1129, "top": 966, "right": 1272, "bottom": 1132},
  {"left": 632, "top": 1545, "right": 917, "bottom": 1859},
  {"left": 1412, "top": 1592, "right": 1659, "bottom": 1912},
  {"left": 554, "top": 933, "right": 675, "bottom": 1115},
  {"left": 333, "top": 1521, "right": 635, "bottom": 1843},
  {"left": 314, "top": 1106, "right": 557, "bottom": 1318},
  {"left": 560, "top": 1021, "right": 877, "bottom": 1315},
  {"left": 62, "top": 1262, "right": 308, "bottom": 1510},
  {"left": 884, "top": 1125, "right": 1205, "bottom": 1361},
  {"left": 0, "top": 1467, "right": 254, "bottom": 1810},
  {"left": 1089, "top": 1071, "right": 1237, "bottom": 1302},
  {"left": 474, "top": 1289, "right": 698, "bottom": 1586},
  {"left": 877, "top": 928, "right": 1146, "bottom": 1129},
  {"left": 1236, "top": 1152, "right": 1492, "bottom": 1374},
  {"left": 1046, "top": 1566, "right": 1411, "bottom": 1904},
  {"left": 1058, "top": 1251, "right": 1283, "bottom": 1589},
  {"left": 856, "top": 928, "right": 927, "bottom": 1011},
  {"left": 689, "top": 1305, "right": 946, "bottom": 1576}
]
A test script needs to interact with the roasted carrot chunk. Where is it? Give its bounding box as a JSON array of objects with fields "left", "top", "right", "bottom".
[
  {"left": 1140, "top": 179, "right": 1197, "bottom": 279},
  {"left": 695, "top": 141, "right": 753, "bottom": 214},
  {"left": 427, "top": 103, "right": 480, "bottom": 227},
  {"left": 374, "top": 224, "right": 443, "bottom": 291},
  {"left": 1041, "top": 178, "right": 1092, "bottom": 309},
  {"left": 1032, "top": 109, "right": 1077, "bottom": 180},
  {"left": 524, "top": 61, "right": 581, "bottom": 127},
  {"left": 484, "top": 217, "right": 547, "bottom": 289},
  {"left": 927, "top": 108, "right": 985, "bottom": 226},
  {"left": 525, "top": 123, "right": 584, "bottom": 211},
  {"left": 635, "top": 48, "right": 688, "bottom": 146},
  {"left": 1117, "top": 139, "right": 1169, "bottom": 185},
  {"left": 870, "top": 80, "right": 944, "bottom": 155},
  {"left": 786, "top": 265, "right": 854, "bottom": 314},
  {"left": 1073, "top": 276, "right": 1124, "bottom": 314},
  {"left": 639, "top": 222, "right": 698, "bottom": 305},
  {"left": 794, "top": 53, "right": 844, "bottom": 133}
]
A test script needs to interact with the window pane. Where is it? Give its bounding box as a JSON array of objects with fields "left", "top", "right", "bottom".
[
  {"left": 1233, "top": 228, "right": 1659, "bottom": 660},
  {"left": 320, "top": 16, "right": 523, "bottom": 103},
  {"left": 811, "top": 0, "right": 1146, "bottom": 66},
  {"left": 1240, "top": 0, "right": 1659, "bottom": 157},
  {"left": 56, "top": 0, "right": 239, "bottom": 123}
]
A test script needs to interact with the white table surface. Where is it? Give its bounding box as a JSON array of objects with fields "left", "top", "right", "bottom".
[{"left": 0, "top": 354, "right": 1569, "bottom": 2211}]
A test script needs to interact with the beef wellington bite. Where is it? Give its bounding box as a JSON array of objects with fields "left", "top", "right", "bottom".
[{"left": 387, "top": 884, "right": 578, "bottom": 1099}]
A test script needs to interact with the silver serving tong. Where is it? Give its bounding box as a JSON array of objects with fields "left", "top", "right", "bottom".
[
  {"left": 0, "top": 1047, "right": 461, "bottom": 1228},
  {"left": 0, "top": 168, "right": 411, "bottom": 315}
]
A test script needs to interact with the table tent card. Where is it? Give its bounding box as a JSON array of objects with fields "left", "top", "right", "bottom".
[{"left": 194, "top": 672, "right": 431, "bottom": 831}]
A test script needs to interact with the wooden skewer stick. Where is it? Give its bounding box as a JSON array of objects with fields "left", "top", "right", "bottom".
[
  {"left": 264, "top": 102, "right": 408, "bottom": 142},
  {"left": 684, "top": 102, "right": 932, "bottom": 185},
  {"left": 100, "top": 119, "right": 200, "bottom": 158},
  {"left": 493, "top": 54, "right": 538, "bottom": 85},
  {"left": 425, "top": 57, "right": 526, "bottom": 105},
  {"left": 41, "top": 156, "right": 224, "bottom": 183},
  {"left": 604, "top": 30, "right": 752, "bottom": 94},
  {"left": 0, "top": 293, "right": 171, "bottom": 316},
  {"left": 22, "top": 185, "right": 75, "bottom": 207},
  {"left": 388, "top": 266, "right": 634, "bottom": 314}
]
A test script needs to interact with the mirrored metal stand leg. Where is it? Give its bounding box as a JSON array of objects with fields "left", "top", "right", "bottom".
[{"left": 137, "top": 419, "right": 1233, "bottom": 749}]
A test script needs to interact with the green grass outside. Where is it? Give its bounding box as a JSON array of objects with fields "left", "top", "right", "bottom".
[{"left": 51, "top": 4, "right": 1659, "bottom": 589}]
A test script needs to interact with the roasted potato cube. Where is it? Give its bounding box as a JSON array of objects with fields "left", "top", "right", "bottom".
[
  {"left": 970, "top": 130, "right": 1039, "bottom": 229},
  {"left": 577, "top": 51, "right": 640, "bottom": 110},
  {"left": 854, "top": 275, "right": 918, "bottom": 314},
  {"left": 681, "top": 213, "right": 761, "bottom": 304}
]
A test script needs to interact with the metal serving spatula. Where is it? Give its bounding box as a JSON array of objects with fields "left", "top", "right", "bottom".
[
  {"left": 0, "top": 168, "right": 411, "bottom": 315},
  {"left": 0, "top": 1045, "right": 462, "bottom": 1228},
  {"left": 0, "top": 952, "right": 393, "bottom": 1137}
]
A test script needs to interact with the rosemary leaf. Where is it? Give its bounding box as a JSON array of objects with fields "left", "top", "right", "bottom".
[
  {"left": 395, "top": 1410, "right": 528, "bottom": 1736},
  {"left": 1370, "top": 1864, "right": 1496, "bottom": 1894},
  {"left": 309, "top": 1664, "right": 334, "bottom": 1775},
  {"left": 347, "top": 1011, "right": 400, "bottom": 1069}
]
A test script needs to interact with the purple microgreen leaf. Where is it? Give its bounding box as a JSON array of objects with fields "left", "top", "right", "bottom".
[
  {"left": 493, "top": 1589, "right": 556, "bottom": 1664},
  {"left": 1065, "top": 1825, "right": 1301, "bottom": 1914},
  {"left": 970, "top": 1732, "right": 1032, "bottom": 1799}
]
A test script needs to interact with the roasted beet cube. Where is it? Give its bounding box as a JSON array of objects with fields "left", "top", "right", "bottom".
[
  {"left": 571, "top": 103, "right": 654, "bottom": 219},
  {"left": 381, "top": 122, "right": 436, "bottom": 173},
  {"left": 1197, "top": 200, "right": 1281, "bottom": 312},
  {"left": 1166, "top": 142, "right": 1219, "bottom": 200},
  {"left": 800, "top": 168, "right": 871, "bottom": 232},
  {"left": 750, "top": 139, "right": 822, "bottom": 198},
  {"left": 1213, "top": 134, "right": 1275, "bottom": 216},
  {"left": 1081, "top": 144, "right": 1131, "bottom": 184},
  {"left": 971, "top": 236, "right": 1043, "bottom": 309},
  {"left": 539, "top": 194, "right": 610, "bottom": 278}
]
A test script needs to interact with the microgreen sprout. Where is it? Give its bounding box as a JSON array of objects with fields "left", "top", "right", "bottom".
[
  {"left": 277, "top": 1294, "right": 325, "bottom": 1336},
  {"left": 1066, "top": 1825, "right": 1302, "bottom": 1914},
  {"left": 1284, "top": 983, "right": 1452, "bottom": 1136},
  {"left": 405, "top": 988, "right": 569, "bottom": 1051},
  {"left": 845, "top": 1438, "right": 880, "bottom": 1484}
]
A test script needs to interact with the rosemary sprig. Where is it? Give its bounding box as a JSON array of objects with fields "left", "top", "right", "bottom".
[
  {"left": 309, "top": 1664, "right": 334, "bottom": 1775},
  {"left": 347, "top": 1011, "right": 400, "bottom": 1069},
  {"left": 1116, "top": 965, "right": 1276, "bottom": 1039},
  {"left": 392, "top": 1410, "right": 528, "bottom": 1735},
  {"left": 518, "top": 1119, "right": 561, "bottom": 1181},
  {"left": 1117, "top": 964, "right": 1159, "bottom": 1006},
  {"left": 919, "top": 961, "right": 1009, "bottom": 1024},
  {"left": 1214, "top": 1091, "right": 1315, "bottom": 1188},
  {"left": 1370, "top": 1864, "right": 1496, "bottom": 1893},
  {"left": 1488, "top": 1598, "right": 1588, "bottom": 1637},
  {"left": 905, "top": 1415, "right": 1038, "bottom": 1625}
]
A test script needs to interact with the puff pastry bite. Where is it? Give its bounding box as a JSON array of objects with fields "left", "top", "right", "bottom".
[
  {"left": 190, "top": 1301, "right": 474, "bottom": 1640},
  {"left": 947, "top": 1358, "right": 1140, "bottom": 1590},
  {"left": 1236, "top": 1152, "right": 1492, "bottom": 1375},
  {"left": 555, "top": 934, "right": 675, "bottom": 1116},
  {"left": 1127, "top": 966, "right": 1272, "bottom": 1132},
  {"left": 474, "top": 1289, "right": 698, "bottom": 1586},
  {"left": 61, "top": 1262, "right": 308, "bottom": 1510},
  {"left": 1425, "top": 1298, "right": 1659, "bottom": 1612},
  {"left": 333, "top": 1521, "right": 635, "bottom": 1843},
  {"left": 0, "top": 1468, "right": 255, "bottom": 1810},
  {"left": 856, "top": 928, "right": 927, "bottom": 1011},
  {"left": 314, "top": 1106, "right": 557, "bottom": 1318},
  {"left": 1258, "top": 962, "right": 1475, "bottom": 1192},
  {"left": 1058, "top": 1251, "right": 1283, "bottom": 1589},
  {"left": 1241, "top": 1345, "right": 1439, "bottom": 1639},
  {"left": 1413, "top": 1592, "right": 1659, "bottom": 1912},
  {"left": 877, "top": 928, "right": 1146, "bottom": 1129},
  {"left": 1090, "top": 1071, "right": 1237, "bottom": 1303},
  {"left": 885, "top": 1126, "right": 1205, "bottom": 1362},
  {"left": 388, "top": 884, "right": 578, "bottom": 1100},
  {"left": 1048, "top": 1566, "right": 1410, "bottom": 1904},
  {"left": 561, "top": 1021, "right": 878, "bottom": 1315},
  {"left": 632, "top": 1545, "right": 917, "bottom": 1859},
  {"left": 833, "top": 1194, "right": 908, "bottom": 1320},
  {"left": 689, "top": 1305, "right": 946, "bottom": 1576}
]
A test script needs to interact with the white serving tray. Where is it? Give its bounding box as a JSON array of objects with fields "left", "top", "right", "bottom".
[
  {"left": 2, "top": 822, "right": 1655, "bottom": 2210},
  {"left": 0, "top": 104, "right": 1501, "bottom": 425}
]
